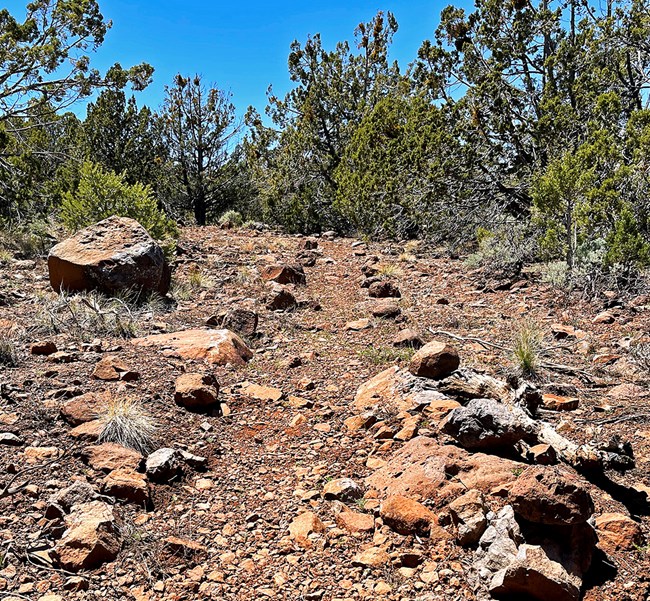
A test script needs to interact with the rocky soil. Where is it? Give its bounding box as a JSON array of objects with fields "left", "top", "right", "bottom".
[{"left": 1, "top": 224, "right": 650, "bottom": 600}]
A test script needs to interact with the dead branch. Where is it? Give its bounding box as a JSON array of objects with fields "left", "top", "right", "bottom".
[{"left": 0, "top": 449, "right": 70, "bottom": 498}]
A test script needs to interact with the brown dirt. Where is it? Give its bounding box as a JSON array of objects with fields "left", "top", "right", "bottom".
[{"left": 1, "top": 225, "right": 650, "bottom": 600}]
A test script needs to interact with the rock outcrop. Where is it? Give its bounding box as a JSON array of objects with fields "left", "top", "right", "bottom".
[{"left": 48, "top": 216, "right": 170, "bottom": 295}]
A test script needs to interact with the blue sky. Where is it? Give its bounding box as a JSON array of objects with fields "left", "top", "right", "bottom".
[{"left": 5, "top": 1, "right": 471, "bottom": 118}]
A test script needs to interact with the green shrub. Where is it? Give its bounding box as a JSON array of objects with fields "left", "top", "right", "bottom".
[
  {"left": 218, "top": 210, "right": 243, "bottom": 227},
  {"left": 60, "top": 162, "right": 178, "bottom": 241}
]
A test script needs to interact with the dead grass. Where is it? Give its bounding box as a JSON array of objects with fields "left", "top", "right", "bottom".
[{"left": 97, "top": 397, "right": 157, "bottom": 454}]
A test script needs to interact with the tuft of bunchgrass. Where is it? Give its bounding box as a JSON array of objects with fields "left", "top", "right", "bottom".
[
  {"left": 0, "top": 331, "right": 18, "bottom": 367},
  {"left": 97, "top": 398, "right": 157, "bottom": 454},
  {"left": 376, "top": 263, "right": 403, "bottom": 279},
  {"left": 512, "top": 320, "right": 543, "bottom": 376}
]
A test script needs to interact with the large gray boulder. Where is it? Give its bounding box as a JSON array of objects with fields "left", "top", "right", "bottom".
[{"left": 48, "top": 216, "right": 171, "bottom": 295}]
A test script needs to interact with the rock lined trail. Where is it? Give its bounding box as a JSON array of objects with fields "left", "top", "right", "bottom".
[{"left": 1, "top": 224, "right": 650, "bottom": 600}]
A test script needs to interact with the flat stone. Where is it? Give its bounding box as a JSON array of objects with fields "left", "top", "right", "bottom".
[
  {"left": 82, "top": 443, "right": 143, "bottom": 472},
  {"left": 131, "top": 329, "right": 253, "bottom": 366}
]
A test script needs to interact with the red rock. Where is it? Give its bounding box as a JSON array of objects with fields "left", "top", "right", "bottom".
[
  {"left": 423, "top": 398, "right": 462, "bottom": 421},
  {"left": 289, "top": 512, "right": 325, "bottom": 547},
  {"left": 48, "top": 216, "right": 170, "bottom": 295},
  {"left": 174, "top": 373, "right": 219, "bottom": 409},
  {"left": 53, "top": 501, "right": 121, "bottom": 571},
  {"left": 322, "top": 478, "right": 363, "bottom": 502},
  {"left": 380, "top": 495, "right": 436, "bottom": 536},
  {"left": 526, "top": 443, "right": 558, "bottom": 465},
  {"left": 409, "top": 341, "right": 460, "bottom": 379},
  {"left": 392, "top": 329, "right": 424, "bottom": 349},
  {"left": 131, "top": 329, "right": 253, "bottom": 366},
  {"left": 30, "top": 341, "right": 57, "bottom": 356},
  {"left": 595, "top": 513, "right": 643, "bottom": 553},
  {"left": 265, "top": 285, "right": 297, "bottom": 311},
  {"left": 366, "top": 436, "right": 520, "bottom": 502},
  {"left": 509, "top": 466, "right": 594, "bottom": 525},
  {"left": 81, "top": 442, "right": 143, "bottom": 472},
  {"left": 542, "top": 394, "right": 579, "bottom": 411},
  {"left": 69, "top": 420, "right": 103, "bottom": 441},
  {"left": 61, "top": 393, "right": 108, "bottom": 425},
  {"left": 335, "top": 511, "right": 375, "bottom": 534},
  {"left": 92, "top": 356, "right": 138, "bottom": 381},
  {"left": 371, "top": 301, "right": 401, "bottom": 318},
  {"left": 241, "top": 383, "right": 283, "bottom": 402},
  {"left": 368, "top": 281, "right": 401, "bottom": 298},
  {"left": 260, "top": 264, "right": 306, "bottom": 285},
  {"left": 102, "top": 468, "right": 149, "bottom": 505}
]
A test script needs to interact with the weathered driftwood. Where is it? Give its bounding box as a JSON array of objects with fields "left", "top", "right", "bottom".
[
  {"left": 438, "top": 369, "right": 542, "bottom": 414},
  {"left": 442, "top": 397, "right": 632, "bottom": 472}
]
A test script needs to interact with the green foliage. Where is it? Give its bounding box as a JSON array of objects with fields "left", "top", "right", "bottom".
[
  {"left": 161, "top": 74, "right": 238, "bottom": 225},
  {"left": 60, "top": 162, "right": 178, "bottom": 241},
  {"left": 219, "top": 210, "right": 243, "bottom": 226},
  {"left": 246, "top": 12, "right": 400, "bottom": 233},
  {"left": 82, "top": 89, "right": 166, "bottom": 190}
]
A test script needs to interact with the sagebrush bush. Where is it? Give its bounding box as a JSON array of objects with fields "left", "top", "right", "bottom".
[
  {"left": 218, "top": 210, "right": 243, "bottom": 226},
  {"left": 60, "top": 162, "right": 178, "bottom": 241}
]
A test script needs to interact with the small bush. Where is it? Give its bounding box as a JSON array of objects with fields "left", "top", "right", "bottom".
[
  {"left": 0, "top": 331, "right": 18, "bottom": 367},
  {"left": 218, "top": 210, "right": 243, "bottom": 227},
  {"left": 97, "top": 397, "right": 156, "bottom": 454},
  {"left": 60, "top": 162, "right": 179, "bottom": 242}
]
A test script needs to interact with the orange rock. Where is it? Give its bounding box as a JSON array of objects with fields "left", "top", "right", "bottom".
[
  {"left": 102, "top": 468, "right": 149, "bottom": 505},
  {"left": 53, "top": 501, "right": 121, "bottom": 571},
  {"left": 380, "top": 495, "right": 436, "bottom": 536},
  {"left": 595, "top": 513, "right": 643, "bottom": 553},
  {"left": 48, "top": 216, "right": 170, "bottom": 295},
  {"left": 174, "top": 373, "right": 219, "bottom": 409},
  {"left": 241, "top": 383, "right": 283, "bottom": 402},
  {"left": 289, "top": 511, "right": 325, "bottom": 547},
  {"left": 366, "top": 436, "right": 520, "bottom": 502},
  {"left": 260, "top": 264, "right": 306, "bottom": 285},
  {"left": 91, "top": 356, "right": 138, "bottom": 381},
  {"left": 542, "top": 394, "right": 579, "bottom": 411},
  {"left": 82, "top": 442, "right": 143, "bottom": 472},
  {"left": 409, "top": 341, "right": 460, "bottom": 379},
  {"left": 424, "top": 399, "right": 462, "bottom": 421},
  {"left": 351, "top": 547, "right": 391, "bottom": 568},
  {"left": 61, "top": 393, "right": 108, "bottom": 425},
  {"left": 335, "top": 511, "right": 375, "bottom": 534},
  {"left": 131, "top": 329, "right": 253, "bottom": 366},
  {"left": 69, "top": 419, "right": 103, "bottom": 441}
]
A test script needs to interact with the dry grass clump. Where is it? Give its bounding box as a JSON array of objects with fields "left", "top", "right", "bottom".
[
  {"left": 512, "top": 320, "right": 543, "bottom": 376},
  {"left": 376, "top": 263, "right": 403, "bottom": 279},
  {"left": 0, "top": 330, "right": 18, "bottom": 367},
  {"left": 34, "top": 289, "right": 145, "bottom": 340},
  {"left": 96, "top": 398, "right": 157, "bottom": 454}
]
